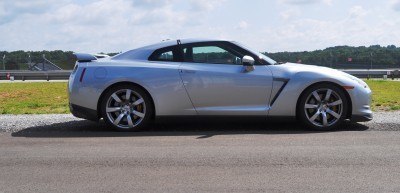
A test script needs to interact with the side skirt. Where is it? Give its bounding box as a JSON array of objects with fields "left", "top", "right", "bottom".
[{"left": 154, "top": 115, "right": 297, "bottom": 123}]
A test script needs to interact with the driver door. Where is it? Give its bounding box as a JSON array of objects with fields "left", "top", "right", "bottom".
[{"left": 178, "top": 42, "right": 273, "bottom": 115}]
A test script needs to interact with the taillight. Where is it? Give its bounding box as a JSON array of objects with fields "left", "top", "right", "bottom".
[
  {"left": 79, "top": 68, "right": 87, "bottom": 82},
  {"left": 72, "top": 63, "right": 79, "bottom": 74}
]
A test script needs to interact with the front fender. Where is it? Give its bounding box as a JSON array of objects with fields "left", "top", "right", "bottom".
[{"left": 268, "top": 70, "right": 356, "bottom": 117}]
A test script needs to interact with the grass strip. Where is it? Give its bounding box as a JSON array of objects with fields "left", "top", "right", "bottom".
[{"left": 0, "top": 80, "right": 399, "bottom": 114}]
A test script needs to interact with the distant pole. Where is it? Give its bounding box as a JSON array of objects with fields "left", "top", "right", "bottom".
[
  {"left": 42, "top": 54, "right": 45, "bottom": 71},
  {"left": 330, "top": 51, "right": 333, "bottom": 68},
  {"left": 2, "top": 55, "right": 5, "bottom": 70},
  {"left": 367, "top": 52, "right": 373, "bottom": 79},
  {"left": 370, "top": 52, "right": 373, "bottom": 70},
  {"left": 28, "top": 53, "right": 31, "bottom": 69}
]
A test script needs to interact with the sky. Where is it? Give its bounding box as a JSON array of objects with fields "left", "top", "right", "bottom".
[{"left": 1, "top": 0, "right": 400, "bottom": 53}]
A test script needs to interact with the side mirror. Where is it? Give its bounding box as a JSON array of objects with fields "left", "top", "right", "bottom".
[{"left": 242, "top": 55, "right": 255, "bottom": 72}]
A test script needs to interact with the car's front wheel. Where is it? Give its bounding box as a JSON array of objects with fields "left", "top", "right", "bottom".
[
  {"left": 101, "top": 85, "right": 153, "bottom": 131},
  {"left": 298, "top": 83, "right": 348, "bottom": 130}
]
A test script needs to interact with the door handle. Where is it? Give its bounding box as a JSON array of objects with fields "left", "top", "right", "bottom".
[{"left": 181, "top": 69, "right": 196, "bottom": 74}]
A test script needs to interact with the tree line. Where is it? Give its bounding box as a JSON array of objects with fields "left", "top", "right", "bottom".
[
  {"left": 1, "top": 45, "right": 400, "bottom": 70},
  {"left": 265, "top": 45, "right": 400, "bottom": 69},
  {"left": 0, "top": 50, "right": 118, "bottom": 70}
]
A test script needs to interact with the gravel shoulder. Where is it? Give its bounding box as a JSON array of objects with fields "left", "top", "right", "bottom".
[{"left": 1, "top": 111, "right": 400, "bottom": 134}]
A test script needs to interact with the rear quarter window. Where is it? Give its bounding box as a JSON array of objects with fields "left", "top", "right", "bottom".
[{"left": 148, "top": 46, "right": 179, "bottom": 62}]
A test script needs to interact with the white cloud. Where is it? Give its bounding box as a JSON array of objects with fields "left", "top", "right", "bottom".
[
  {"left": 349, "top": 6, "right": 368, "bottom": 18},
  {"left": 189, "top": 0, "right": 227, "bottom": 11},
  {"left": 280, "top": 8, "right": 301, "bottom": 20},
  {"left": 0, "top": 0, "right": 70, "bottom": 24},
  {"left": 322, "top": 0, "right": 333, "bottom": 6},
  {"left": 131, "top": 0, "right": 173, "bottom": 8},
  {"left": 0, "top": 0, "right": 230, "bottom": 52},
  {"left": 278, "top": 0, "right": 332, "bottom": 5},
  {"left": 391, "top": 0, "right": 400, "bottom": 11},
  {"left": 236, "top": 21, "right": 248, "bottom": 30},
  {"left": 256, "top": 7, "right": 400, "bottom": 52},
  {"left": 278, "top": 0, "right": 318, "bottom": 5},
  {"left": 0, "top": 0, "right": 399, "bottom": 53}
]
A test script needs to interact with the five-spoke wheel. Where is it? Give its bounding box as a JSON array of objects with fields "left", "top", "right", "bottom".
[
  {"left": 298, "top": 83, "right": 348, "bottom": 130},
  {"left": 101, "top": 85, "right": 152, "bottom": 131}
]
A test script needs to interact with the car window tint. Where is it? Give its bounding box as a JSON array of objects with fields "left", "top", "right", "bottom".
[
  {"left": 157, "top": 51, "right": 173, "bottom": 61},
  {"left": 148, "top": 46, "right": 177, "bottom": 62},
  {"left": 186, "top": 46, "right": 242, "bottom": 65}
]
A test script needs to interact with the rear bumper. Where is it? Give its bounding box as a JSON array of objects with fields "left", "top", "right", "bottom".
[{"left": 69, "top": 103, "right": 99, "bottom": 121}]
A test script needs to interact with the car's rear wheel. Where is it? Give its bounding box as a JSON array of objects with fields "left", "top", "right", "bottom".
[
  {"left": 298, "top": 83, "right": 348, "bottom": 130},
  {"left": 101, "top": 85, "right": 153, "bottom": 131}
]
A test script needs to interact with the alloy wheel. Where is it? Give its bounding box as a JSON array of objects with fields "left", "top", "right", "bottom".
[
  {"left": 105, "top": 89, "right": 146, "bottom": 129},
  {"left": 304, "top": 88, "right": 343, "bottom": 127}
]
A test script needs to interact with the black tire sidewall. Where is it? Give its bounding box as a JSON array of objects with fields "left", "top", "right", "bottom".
[
  {"left": 298, "top": 83, "right": 348, "bottom": 131},
  {"left": 100, "top": 85, "right": 153, "bottom": 132}
]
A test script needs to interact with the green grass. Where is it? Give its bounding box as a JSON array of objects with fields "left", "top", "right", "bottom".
[
  {"left": 0, "top": 80, "right": 399, "bottom": 114},
  {"left": 0, "top": 82, "right": 69, "bottom": 114},
  {"left": 365, "top": 80, "right": 400, "bottom": 111}
]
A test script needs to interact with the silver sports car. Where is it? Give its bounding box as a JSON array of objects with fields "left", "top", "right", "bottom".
[{"left": 68, "top": 39, "right": 372, "bottom": 131}]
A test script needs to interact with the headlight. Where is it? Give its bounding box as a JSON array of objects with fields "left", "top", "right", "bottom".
[
  {"left": 352, "top": 76, "right": 369, "bottom": 89},
  {"left": 344, "top": 73, "right": 369, "bottom": 89}
]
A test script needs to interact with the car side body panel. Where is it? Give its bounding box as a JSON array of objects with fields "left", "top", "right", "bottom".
[{"left": 179, "top": 63, "right": 273, "bottom": 115}]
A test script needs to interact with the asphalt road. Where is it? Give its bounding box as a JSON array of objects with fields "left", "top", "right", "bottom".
[{"left": 1, "top": 112, "right": 400, "bottom": 192}]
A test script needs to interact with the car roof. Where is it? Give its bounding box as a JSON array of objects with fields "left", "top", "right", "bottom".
[
  {"left": 112, "top": 38, "right": 231, "bottom": 61},
  {"left": 138, "top": 38, "right": 229, "bottom": 50}
]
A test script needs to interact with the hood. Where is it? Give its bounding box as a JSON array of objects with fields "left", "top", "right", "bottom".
[
  {"left": 271, "top": 62, "right": 368, "bottom": 88},
  {"left": 277, "top": 62, "right": 351, "bottom": 77}
]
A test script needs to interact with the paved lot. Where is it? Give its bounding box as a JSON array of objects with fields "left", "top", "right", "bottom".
[{"left": 1, "top": 112, "right": 400, "bottom": 192}]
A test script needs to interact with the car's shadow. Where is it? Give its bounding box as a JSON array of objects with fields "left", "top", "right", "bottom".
[{"left": 11, "top": 117, "right": 369, "bottom": 138}]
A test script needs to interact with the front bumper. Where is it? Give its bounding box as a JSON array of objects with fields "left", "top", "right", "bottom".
[
  {"left": 351, "top": 113, "right": 373, "bottom": 122},
  {"left": 348, "top": 83, "right": 373, "bottom": 122}
]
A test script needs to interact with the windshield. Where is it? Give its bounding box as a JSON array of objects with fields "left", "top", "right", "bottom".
[{"left": 232, "top": 41, "right": 277, "bottom": 65}]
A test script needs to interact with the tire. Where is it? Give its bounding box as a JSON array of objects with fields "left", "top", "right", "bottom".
[
  {"left": 297, "top": 83, "right": 348, "bottom": 131},
  {"left": 100, "top": 84, "right": 153, "bottom": 131}
]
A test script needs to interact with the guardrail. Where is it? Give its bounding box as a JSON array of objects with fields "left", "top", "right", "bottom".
[
  {"left": 0, "top": 70, "right": 72, "bottom": 81},
  {"left": 341, "top": 69, "right": 399, "bottom": 78},
  {"left": 0, "top": 69, "right": 399, "bottom": 81}
]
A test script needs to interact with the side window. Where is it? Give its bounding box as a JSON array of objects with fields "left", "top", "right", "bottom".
[
  {"left": 183, "top": 45, "right": 242, "bottom": 65},
  {"left": 149, "top": 46, "right": 176, "bottom": 62}
]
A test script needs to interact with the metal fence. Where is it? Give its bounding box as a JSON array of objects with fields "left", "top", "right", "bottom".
[
  {"left": 268, "top": 51, "right": 400, "bottom": 70},
  {"left": 0, "top": 69, "right": 399, "bottom": 81},
  {"left": 1, "top": 53, "right": 65, "bottom": 71},
  {"left": 0, "top": 70, "right": 71, "bottom": 81},
  {"left": 1, "top": 50, "right": 400, "bottom": 80},
  {"left": 2, "top": 50, "right": 400, "bottom": 70}
]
